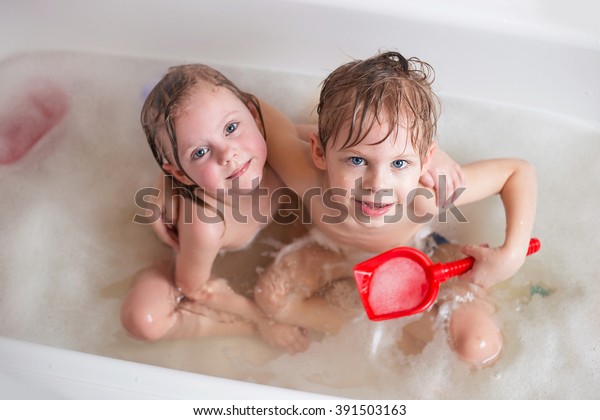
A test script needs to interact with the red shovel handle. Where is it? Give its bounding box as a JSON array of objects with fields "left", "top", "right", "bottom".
[{"left": 433, "top": 238, "right": 541, "bottom": 281}]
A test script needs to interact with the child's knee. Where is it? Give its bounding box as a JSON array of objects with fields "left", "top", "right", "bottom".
[
  {"left": 448, "top": 303, "right": 502, "bottom": 366},
  {"left": 255, "top": 251, "right": 307, "bottom": 315},
  {"left": 121, "top": 303, "right": 169, "bottom": 342},
  {"left": 121, "top": 265, "right": 177, "bottom": 342},
  {"left": 254, "top": 274, "right": 293, "bottom": 319}
]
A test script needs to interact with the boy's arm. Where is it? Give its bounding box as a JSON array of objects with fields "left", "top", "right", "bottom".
[{"left": 426, "top": 158, "right": 537, "bottom": 288}]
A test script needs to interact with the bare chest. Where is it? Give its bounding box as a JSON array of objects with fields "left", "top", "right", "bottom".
[{"left": 311, "top": 203, "right": 426, "bottom": 254}]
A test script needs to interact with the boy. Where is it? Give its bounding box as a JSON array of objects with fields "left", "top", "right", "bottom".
[{"left": 255, "top": 51, "right": 536, "bottom": 366}]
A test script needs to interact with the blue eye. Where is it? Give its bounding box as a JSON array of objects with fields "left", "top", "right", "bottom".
[
  {"left": 225, "top": 122, "right": 238, "bottom": 135},
  {"left": 392, "top": 159, "right": 407, "bottom": 169},
  {"left": 348, "top": 156, "right": 365, "bottom": 166},
  {"left": 192, "top": 147, "right": 209, "bottom": 160}
]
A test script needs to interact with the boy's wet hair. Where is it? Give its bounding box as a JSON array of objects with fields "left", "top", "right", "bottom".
[
  {"left": 140, "top": 64, "right": 265, "bottom": 204},
  {"left": 317, "top": 51, "right": 439, "bottom": 162}
]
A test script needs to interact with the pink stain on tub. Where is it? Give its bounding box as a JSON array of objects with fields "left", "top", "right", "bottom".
[{"left": 0, "top": 79, "right": 69, "bottom": 164}]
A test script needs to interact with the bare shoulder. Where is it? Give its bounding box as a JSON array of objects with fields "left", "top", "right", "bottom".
[
  {"left": 176, "top": 198, "right": 226, "bottom": 253},
  {"left": 259, "top": 99, "right": 321, "bottom": 196}
]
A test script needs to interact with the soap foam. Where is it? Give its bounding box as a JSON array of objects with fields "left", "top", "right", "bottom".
[{"left": 369, "top": 257, "right": 428, "bottom": 315}]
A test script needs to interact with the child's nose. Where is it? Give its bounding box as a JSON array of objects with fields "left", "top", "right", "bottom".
[
  {"left": 217, "top": 144, "right": 238, "bottom": 165},
  {"left": 363, "top": 167, "right": 390, "bottom": 193}
]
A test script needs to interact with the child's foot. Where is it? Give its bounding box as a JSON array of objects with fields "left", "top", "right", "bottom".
[{"left": 257, "top": 321, "right": 310, "bottom": 354}]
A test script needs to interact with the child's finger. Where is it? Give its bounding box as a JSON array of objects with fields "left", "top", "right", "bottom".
[
  {"left": 455, "top": 166, "right": 466, "bottom": 188},
  {"left": 420, "top": 171, "right": 434, "bottom": 188},
  {"left": 444, "top": 174, "right": 456, "bottom": 207}
]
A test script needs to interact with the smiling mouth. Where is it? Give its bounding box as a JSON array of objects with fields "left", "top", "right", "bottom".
[
  {"left": 354, "top": 199, "right": 395, "bottom": 217},
  {"left": 227, "top": 160, "right": 251, "bottom": 180}
]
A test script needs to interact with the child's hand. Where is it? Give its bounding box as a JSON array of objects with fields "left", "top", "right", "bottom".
[
  {"left": 256, "top": 320, "right": 310, "bottom": 354},
  {"left": 420, "top": 146, "right": 465, "bottom": 208},
  {"left": 458, "top": 244, "right": 526, "bottom": 289}
]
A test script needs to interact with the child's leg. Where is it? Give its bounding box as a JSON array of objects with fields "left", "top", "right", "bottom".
[
  {"left": 255, "top": 242, "right": 352, "bottom": 334},
  {"left": 437, "top": 274, "right": 502, "bottom": 366},
  {"left": 422, "top": 233, "right": 502, "bottom": 365},
  {"left": 121, "top": 262, "right": 255, "bottom": 341},
  {"left": 397, "top": 312, "right": 435, "bottom": 355},
  {"left": 397, "top": 232, "right": 456, "bottom": 355},
  {"left": 448, "top": 298, "right": 502, "bottom": 366}
]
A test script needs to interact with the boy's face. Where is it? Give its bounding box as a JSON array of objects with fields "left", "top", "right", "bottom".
[
  {"left": 311, "top": 118, "right": 432, "bottom": 227},
  {"left": 163, "top": 86, "right": 267, "bottom": 196}
]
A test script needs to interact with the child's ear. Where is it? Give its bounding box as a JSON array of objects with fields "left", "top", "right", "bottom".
[
  {"left": 162, "top": 163, "right": 195, "bottom": 186},
  {"left": 246, "top": 97, "right": 264, "bottom": 133},
  {"left": 419, "top": 142, "right": 436, "bottom": 176},
  {"left": 309, "top": 133, "right": 327, "bottom": 170}
]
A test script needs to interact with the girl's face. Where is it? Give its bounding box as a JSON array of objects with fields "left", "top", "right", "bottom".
[{"left": 167, "top": 86, "right": 267, "bottom": 197}]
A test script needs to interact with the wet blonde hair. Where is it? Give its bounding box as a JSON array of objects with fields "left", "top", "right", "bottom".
[
  {"left": 317, "top": 51, "right": 439, "bottom": 162},
  {"left": 141, "top": 64, "right": 265, "bottom": 203}
]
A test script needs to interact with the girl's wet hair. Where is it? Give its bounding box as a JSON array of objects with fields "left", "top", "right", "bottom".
[
  {"left": 140, "top": 64, "right": 265, "bottom": 207},
  {"left": 317, "top": 51, "right": 439, "bottom": 162}
]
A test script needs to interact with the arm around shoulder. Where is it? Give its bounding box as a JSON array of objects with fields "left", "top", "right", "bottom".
[{"left": 258, "top": 100, "right": 320, "bottom": 195}]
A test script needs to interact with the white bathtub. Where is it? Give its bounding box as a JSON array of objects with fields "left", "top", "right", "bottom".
[{"left": 1, "top": 0, "right": 599, "bottom": 399}]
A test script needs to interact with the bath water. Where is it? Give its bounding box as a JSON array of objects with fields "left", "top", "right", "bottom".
[{"left": 0, "top": 51, "right": 598, "bottom": 399}]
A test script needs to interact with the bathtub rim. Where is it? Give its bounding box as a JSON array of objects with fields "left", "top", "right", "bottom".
[
  {"left": 1, "top": 0, "right": 600, "bottom": 400},
  {"left": 0, "top": 336, "right": 334, "bottom": 399},
  {"left": 2, "top": 0, "right": 599, "bottom": 130}
]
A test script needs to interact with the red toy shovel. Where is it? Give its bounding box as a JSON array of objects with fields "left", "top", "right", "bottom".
[{"left": 354, "top": 238, "right": 541, "bottom": 321}]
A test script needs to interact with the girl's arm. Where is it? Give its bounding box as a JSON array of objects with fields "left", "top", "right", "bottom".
[
  {"left": 260, "top": 101, "right": 323, "bottom": 198},
  {"left": 147, "top": 173, "right": 180, "bottom": 250},
  {"left": 174, "top": 204, "right": 308, "bottom": 353},
  {"left": 420, "top": 142, "right": 465, "bottom": 207}
]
